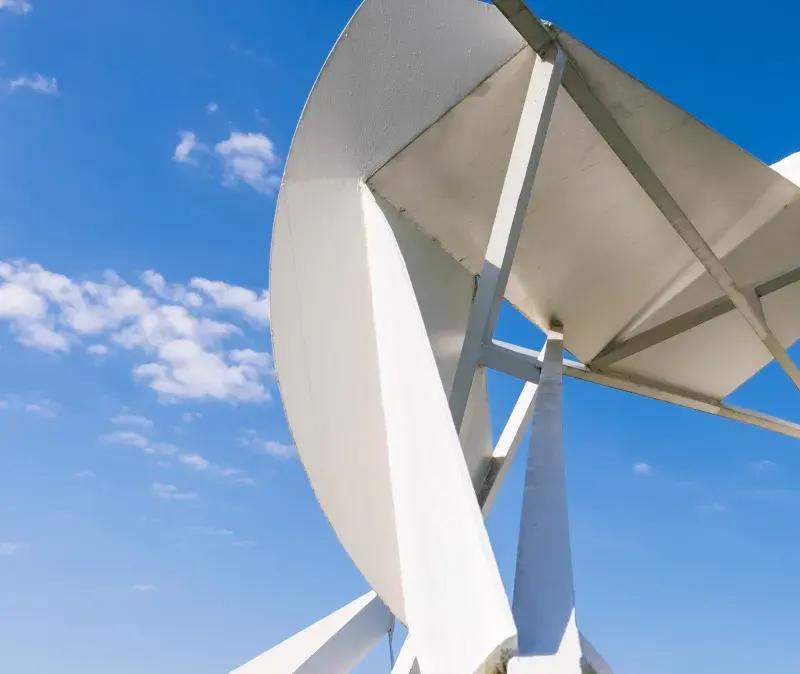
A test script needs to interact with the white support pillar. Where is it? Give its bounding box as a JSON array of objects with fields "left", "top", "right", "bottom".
[
  {"left": 229, "top": 591, "right": 391, "bottom": 674},
  {"left": 448, "top": 45, "right": 566, "bottom": 432},
  {"left": 508, "top": 323, "right": 584, "bottom": 673}
]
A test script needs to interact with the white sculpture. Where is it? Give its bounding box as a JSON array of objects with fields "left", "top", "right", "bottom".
[{"left": 234, "top": 0, "right": 800, "bottom": 671}]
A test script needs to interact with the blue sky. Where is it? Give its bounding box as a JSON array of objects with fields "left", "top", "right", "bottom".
[{"left": 1, "top": 1, "right": 800, "bottom": 673}]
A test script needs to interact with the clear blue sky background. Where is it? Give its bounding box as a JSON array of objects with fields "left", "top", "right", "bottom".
[{"left": 1, "top": 1, "right": 800, "bottom": 673}]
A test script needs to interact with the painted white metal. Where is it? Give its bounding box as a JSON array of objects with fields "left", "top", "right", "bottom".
[
  {"left": 580, "top": 634, "right": 615, "bottom": 674},
  {"left": 449, "top": 46, "right": 565, "bottom": 432},
  {"left": 485, "top": 340, "right": 800, "bottom": 440},
  {"left": 510, "top": 327, "right": 582, "bottom": 672},
  {"left": 268, "top": 0, "right": 800, "bottom": 671},
  {"left": 229, "top": 592, "right": 391, "bottom": 674},
  {"left": 370, "top": 21, "right": 800, "bottom": 402},
  {"left": 391, "top": 637, "right": 422, "bottom": 674},
  {"left": 361, "top": 186, "right": 517, "bottom": 673},
  {"left": 551, "top": 36, "right": 800, "bottom": 392},
  {"left": 479, "top": 380, "right": 539, "bottom": 513},
  {"left": 270, "top": 0, "right": 523, "bottom": 626},
  {"left": 592, "top": 264, "right": 800, "bottom": 368}
]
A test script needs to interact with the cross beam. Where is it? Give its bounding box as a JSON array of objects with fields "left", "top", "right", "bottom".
[
  {"left": 448, "top": 44, "right": 565, "bottom": 432},
  {"left": 491, "top": 0, "right": 800, "bottom": 393},
  {"left": 592, "top": 264, "right": 800, "bottom": 368},
  {"left": 482, "top": 340, "right": 800, "bottom": 441}
]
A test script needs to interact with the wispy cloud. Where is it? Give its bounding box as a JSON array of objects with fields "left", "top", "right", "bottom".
[
  {"left": 239, "top": 429, "right": 295, "bottom": 459},
  {"left": 750, "top": 460, "right": 777, "bottom": 472},
  {"left": 74, "top": 470, "right": 95, "bottom": 479},
  {"left": 111, "top": 412, "right": 153, "bottom": 429},
  {"left": 87, "top": 344, "right": 108, "bottom": 356},
  {"left": 99, "top": 430, "right": 149, "bottom": 449},
  {"left": 152, "top": 482, "right": 197, "bottom": 502},
  {"left": 206, "top": 101, "right": 218, "bottom": 114},
  {"left": 0, "top": 394, "right": 57, "bottom": 418},
  {"left": 187, "top": 526, "right": 233, "bottom": 537},
  {"left": 0, "top": 260, "right": 274, "bottom": 403},
  {"left": 178, "top": 452, "right": 254, "bottom": 485},
  {"left": 699, "top": 501, "right": 726, "bottom": 514},
  {"left": 132, "top": 584, "right": 157, "bottom": 593},
  {"left": 10, "top": 74, "right": 57, "bottom": 95},
  {"left": 173, "top": 131, "right": 203, "bottom": 164},
  {"left": 187, "top": 525, "right": 255, "bottom": 548},
  {"left": 215, "top": 132, "right": 281, "bottom": 195},
  {"left": 632, "top": 462, "right": 653, "bottom": 477},
  {"left": 181, "top": 412, "right": 200, "bottom": 423},
  {"left": 0, "top": 0, "right": 32, "bottom": 15},
  {"left": 0, "top": 542, "right": 24, "bottom": 556},
  {"left": 190, "top": 279, "right": 270, "bottom": 325}
]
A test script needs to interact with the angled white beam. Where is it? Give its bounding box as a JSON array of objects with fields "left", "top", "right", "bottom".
[
  {"left": 510, "top": 325, "right": 583, "bottom": 672},
  {"left": 591, "top": 263, "right": 800, "bottom": 367},
  {"left": 493, "top": 0, "right": 800, "bottom": 391},
  {"left": 484, "top": 340, "right": 800, "bottom": 441},
  {"left": 478, "top": 380, "right": 540, "bottom": 513},
  {"left": 580, "top": 634, "right": 615, "bottom": 674},
  {"left": 230, "top": 591, "right": 391, "bottom": 674},
  {"left": 448, "top": 45, "right": 565, "bottom": 432}
]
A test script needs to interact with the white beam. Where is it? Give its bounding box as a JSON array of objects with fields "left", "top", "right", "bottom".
[
  {"left": 485, "top": 340, "right": 800, "bottom": 441},
  {"left": 448, "top": 45, "right": 565, "bottom": 432},
  {"left": 591, "top": 264, "right": 800, "bottom": 368},
  {"left": 229, "top": 591, "right": 391, "bottom": 674},
  {"left": 509, "top": 325, "right": 583, "bottom": 672},
  {"left": 478, "top": 380, "right": 540, "bottom": 513},
  {"left": 580, "top": 634, "right": 615, "bottom": 674}
]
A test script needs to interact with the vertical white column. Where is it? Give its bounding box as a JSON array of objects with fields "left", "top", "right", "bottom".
[
  {"left": 448, "top": 46, "right": 566, "bottom": 432},
  {"left": 509, "top": 323, "right": 583, "bottom": 673}
]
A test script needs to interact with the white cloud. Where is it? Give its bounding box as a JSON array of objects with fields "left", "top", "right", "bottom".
[
  {"left": 111, "top": 412, "right": 153, "bottom": 429},
  {"left": 173, "top": 131, "right": 203, "bottom": 164},
  {"left": 206, "top": 101, "right": 218, "bottom": 114},
  {"left": 10, "top": 74, "right": 57, "bottom": 95},
  {"left": 0, "top": 261, "right": 274, "bottom": 404},
  {"left": 178, "top": 451, "right": 253, "bottom": 485},
  {"left": 135, "top": 340, "right": 270, "bottom": 403},
  {"left": 152, "top": 482, "right": 197, "bottom": 502},
  {"left": 633, "top": 463, "right": 653, "bottom": 476},
  {"left": 190, "top": 279, "right": 269, "bottom": 325},
  {"left": 240, "top": 429, "right": 295, "bottom": 459},
  {"left": 231, "top": 540, "right": 256, "bottom": 548},
  {"left": 0, "top": 542, "right": 22, "bottom": 555},
  {"left": 178, "top": 452, "right": 209, "bottom": 470},
  {"left": 187, "top": 526, "right": 233, "bottom": 537},
  {"left": 751, "top": 460, "right": 777, "bottom": 472},
  {"left": 100, "top": 430, "right": 149, "bottom": 449},
  {"left": 132, "top": 584, "right": 157, "bottom": 592},
  {"left": 181, "top": 412, "right": 200, "bottom": 423},
  {"left": 0, "top": 395, "right": 57, "bottom": 418},
  {"left": 0, "top": 0, "right": 32, "bottom": 13},
  {"left": 74, "top": 470, "right": 95, "bottom": 479},
  {"left": 24, "top": 401, "right": 56, "bottom": 418},
  {"left": 0, "top": 282, "right": 46, "bottom": 319},
  {"left": 215, "top": 132, "right": 281, "bottom": 194},
  {"left": 700, "top": 502, "right": 726, "bottom": 514}
]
